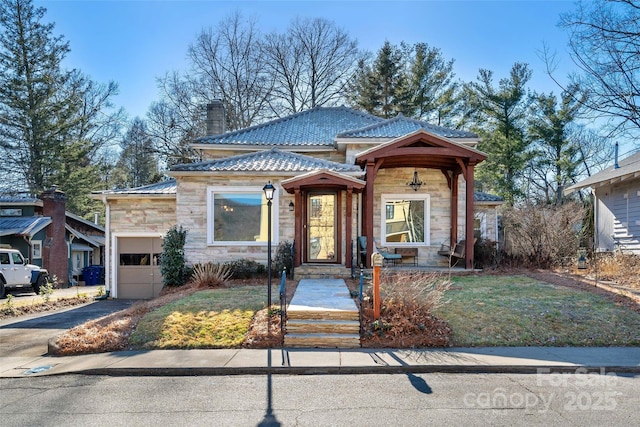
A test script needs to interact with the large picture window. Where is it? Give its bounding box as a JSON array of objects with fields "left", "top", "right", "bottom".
[
  {"left": 207, "top": 186, "right": 278, "bottom": 245},
  {"left": 381, "top": 194, "right": 430, "bottom": 245}
]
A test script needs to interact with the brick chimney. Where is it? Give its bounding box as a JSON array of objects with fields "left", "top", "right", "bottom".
[
  {"left": 41, "top": 187, "right": 67, "bottom": 287},
  {"left": 206, "top": 100, "right": 226, "bottom": 136}
]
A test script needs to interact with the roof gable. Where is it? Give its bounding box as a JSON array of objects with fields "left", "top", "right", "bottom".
[
  {"left": 281, "top": 169, "right": 366, "bottom": 194},
  {"left": 356, "top": 129, "right": 486, "bottom": 168}
]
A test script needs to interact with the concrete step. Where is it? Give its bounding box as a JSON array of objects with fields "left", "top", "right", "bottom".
[
  {"left": 284, "top": 333, "right": 361, "bottom": 348},
  {"left": 286, "top": 319, "right": 360, "bottom": 334},
  {"left": 287, "top": 308, "right": 359, "bottom": 322},
  {"left": 294, "top": 265, "right": 352, "bottom": 280}
]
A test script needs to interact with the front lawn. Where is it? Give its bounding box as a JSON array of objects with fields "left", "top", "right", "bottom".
[
  {"left": 129, "top": 286, "right": 270, "bottom": 349},
  {"left": 50, "top": 273, "right": 640, "bottom": 354},
  {"left": 435, "top": 275, "right": 640, "bottom": 346}
]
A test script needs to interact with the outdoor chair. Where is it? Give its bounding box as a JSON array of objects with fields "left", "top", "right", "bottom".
[
  {"left": 372, "top": 239, "right": 402, "bottom": 266},
  {"left": 438, "top": 238, "right": 476, "bottom": 267}
]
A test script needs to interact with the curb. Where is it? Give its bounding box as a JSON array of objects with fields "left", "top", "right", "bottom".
[{"left": 56, "top": 365, "right": 640, "bottom": 378}]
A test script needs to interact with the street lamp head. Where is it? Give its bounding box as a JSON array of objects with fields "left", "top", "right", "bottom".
[{"left": 263, "top": 181, "right": 275, "bottom": 201}]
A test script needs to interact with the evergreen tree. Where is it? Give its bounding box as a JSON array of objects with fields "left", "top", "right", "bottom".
[
  {"left": 350, "top": 41, "right": 412, "bottom": 118},
  {"left": 0, "top": 0, "right": 76, "bottom": 192},
  {"left": 409, "top": 42, "right": 459, "bottom": 127},
  {"left": 113, "top": 118, "right": 160, "bottom": 188},
  {"left": 463, "top": 63, "right": 533, "bottom": 205},
  {"left": 0, "top": 0, "right": 121, "bottom": 218},
  {"left": 526, "top": 91, "right": 584, "bottom": 204}
]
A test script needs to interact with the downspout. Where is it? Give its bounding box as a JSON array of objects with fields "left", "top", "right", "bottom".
[{"left": 101, "top": 195, "right": 112, "bottom": 297}]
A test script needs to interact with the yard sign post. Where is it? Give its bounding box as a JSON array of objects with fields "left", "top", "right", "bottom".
[{"left": 371, "top": 252, "right": 383, "bottom": 320}]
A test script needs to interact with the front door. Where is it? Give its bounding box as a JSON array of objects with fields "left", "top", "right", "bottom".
[{"left": 306, "top": 192, "right": 338, "bottom": 263}]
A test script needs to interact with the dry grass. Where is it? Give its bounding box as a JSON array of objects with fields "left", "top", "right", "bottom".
[
  {"left": 50, "top": 279, "right": 297, "bottom": 355},
  {"left": 191, "top": 262, "right": 233, "bottom": 288},
  {"left": 0, "top": 295, "right": 93, "bottom": 319},
  {"left": 360, "top": 271, "right": 453, "bottom": 348},
  {"left": 588, "top": 253, "right": 640, "bottom": 288}
]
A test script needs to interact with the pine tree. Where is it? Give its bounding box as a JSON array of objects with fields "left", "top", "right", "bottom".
[
  {"left": 0, "top": 0, "right": 76, "bottom": 192},
  {"left": 350, "top": 41, "right": 412, "bottom": 118},
  {"left": 113, "top": 118, "right": 160, "bottom": 188},
  {"left": 463, "top": 63, "right": 533, "bottom": 205}
]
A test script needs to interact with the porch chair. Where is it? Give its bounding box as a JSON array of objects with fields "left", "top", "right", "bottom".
[
  {"left": 438, "top": 238, "right": 476, "bottom": 267},
  {"left": 372, "top": 239, "right": 402, "bottom": 266},
  {"left": 357, "top": 236, "right": 367, "bottom": 267}
]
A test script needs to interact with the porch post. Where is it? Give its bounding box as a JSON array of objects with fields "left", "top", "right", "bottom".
[
  {"left": 451, "top": 170, "right": 459, "bottom": 246},
  {"left": 364, "top": 161, "right": 376, "bottom": 268},
  {"left": 294, "top": 189, "right": 303, "bottom": 267},
  {"left": 465, "top": 163, "right": 475, "bottom": 269},
  {"left": 345, "top": 188, "right": 353, "bottom": 269}
]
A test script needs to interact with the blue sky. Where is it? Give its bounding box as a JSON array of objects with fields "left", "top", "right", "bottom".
[{"left": 35, "top": 0, "right": 577, "bottom": 120}]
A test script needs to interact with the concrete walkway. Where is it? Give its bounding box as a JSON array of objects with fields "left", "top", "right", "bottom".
[
  {"left": 287, "top": 278, "right": 358, "bottom": 315},
  {"left": 1, "top": 347, "right": 639, "bottom": 378}
]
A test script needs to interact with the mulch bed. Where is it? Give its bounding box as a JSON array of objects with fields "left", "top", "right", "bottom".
[
  {"left": 0, "top": 295, "right": 94, "bottom": 320},
  {"left": 526, "top": 269, "right": 640, "bottom": 316}
]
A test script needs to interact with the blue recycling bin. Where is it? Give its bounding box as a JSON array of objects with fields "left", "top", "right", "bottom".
[{"left": 82, "top": 266, "right": 97, "bottom": 285}]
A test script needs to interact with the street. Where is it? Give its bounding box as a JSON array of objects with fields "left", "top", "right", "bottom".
[{"left": 1, "top": 372, "right": 638, "bottom": 426}]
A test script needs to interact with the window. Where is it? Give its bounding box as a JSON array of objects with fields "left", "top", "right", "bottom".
[
  {"left": 381, "top": 194, "right": 430, "bottom": 245},
  {"left": 207, "top": 186, "right": 278, "bottom": 245},
  {"left": 32, "top": 240, "right": 42, "bottom": 259},
  {"left": 385, "top": 205, "right": 395, "bottom": 220}
]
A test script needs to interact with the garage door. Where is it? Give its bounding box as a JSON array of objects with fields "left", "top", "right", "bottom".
[{"left": 117, "top": 237, "right": 163, "bottom": 299}]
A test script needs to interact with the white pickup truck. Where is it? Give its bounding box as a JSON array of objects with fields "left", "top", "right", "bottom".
[{"left": 0, "top": 248, "right": 49, "bottom": 298}]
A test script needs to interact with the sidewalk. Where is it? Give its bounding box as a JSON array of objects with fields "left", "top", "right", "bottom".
[{"left": 2, "top": 346, "right": 639, "bottom": 378}]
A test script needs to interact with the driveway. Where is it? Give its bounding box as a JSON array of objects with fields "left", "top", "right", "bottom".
[{"left": 0, "top": 299, "right": 135, "bottom": 357}]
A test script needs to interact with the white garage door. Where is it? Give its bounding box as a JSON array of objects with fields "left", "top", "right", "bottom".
[{"left": 117, "top": 237, "right": 163, "bottom": 299}]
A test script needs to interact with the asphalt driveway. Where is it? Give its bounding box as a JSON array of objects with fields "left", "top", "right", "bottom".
[{"left": 0, "top": 299, "right": 135, "bottom": 357}]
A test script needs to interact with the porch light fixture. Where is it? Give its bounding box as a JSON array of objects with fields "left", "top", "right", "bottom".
[
  {"left": 407, "top": 170, "right": 424, "bottom": 192},
  {"left": 263, "top": 181, "right": 275, "bottom": 311},
  {"left": 288, "top": 201, "right": 294, "bottom": 211}
]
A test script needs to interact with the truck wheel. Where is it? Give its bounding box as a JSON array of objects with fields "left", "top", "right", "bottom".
[
  {"left": 32, "top": 274, "right": 46, "bottom": 295},
  {"left": 0, "top": 280, "right": 5, "bottom": 299}
]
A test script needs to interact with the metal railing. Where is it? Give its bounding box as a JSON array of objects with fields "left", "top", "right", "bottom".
[{"left": 279, "top": 268, "right": 287, "bottom": 334}]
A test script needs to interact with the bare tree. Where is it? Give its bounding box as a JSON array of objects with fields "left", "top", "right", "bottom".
[
  {"left": 263, "top": 17, "right": 361, "bottom": 116},
  {"left": 186, "top": 11, "right": 273, "bottom": 130},
  {"left": 555, "top": 0, "right": 640, "bottom": 140}
]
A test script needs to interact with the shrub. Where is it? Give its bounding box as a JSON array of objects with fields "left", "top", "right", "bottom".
[
  {"left": 378, "top": 270, "right": 451, "bottom": 314},
  {"left": 274, "top": 241, "right": 293, "bottom": 277},
  {"left": 474, "top": 238, "right": 503, "bottom": 269},
  {"left": 191, "top": 262, "right": 232, "bottom": 288},
  {"left": 224, "top": 258, "right": 266, "bottom": 279},
  {"left": 501, "top": 202, "right": 585, "bottom": 268},
  {"left": 161, "top": 225, "right": 188, "bottom": 287},
  {"left": 361, "top": 271, "right": 452, "bottom": 347}
]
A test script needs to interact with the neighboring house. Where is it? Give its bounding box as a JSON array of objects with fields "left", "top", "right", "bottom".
[
  {"left": 95, "top": 103, "right": 503, "bottom": 299},
  {"left": 565, "top": 150, "right": 640, "bottom": 254},
  {"left": 0, "top": 188, "right": 105, "bottom": 286}
]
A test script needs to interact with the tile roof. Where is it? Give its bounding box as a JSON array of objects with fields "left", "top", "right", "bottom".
[
  {"left": 194, "top": 106, "right": 384, "bottom": 147},
  {"left": 171, "top": 148, "right": 363, "bottom": 173},
  {"left": 94, "top": 179, "right": 178, "bottom": 196},
  {"left": 474, "top": 191, "right": 504, "bottom": 203},
  {"left": 0, "top": 217, "right": 51, "bottom": 237},
  {"left": 565, "top": 150, "right": 640, "bottom": 193},
  {"left": 337, "top": 114, "right": 478, "bottom": 139}
]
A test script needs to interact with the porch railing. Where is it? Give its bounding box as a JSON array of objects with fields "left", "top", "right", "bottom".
[{"left": 279, "top": 268, "right": 287, "bottom": 334}]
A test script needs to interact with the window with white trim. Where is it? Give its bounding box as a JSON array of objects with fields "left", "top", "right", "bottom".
[
  {"left": 381, "top": 194, "right": 430, "bottom": 245},
  {"left": 207, "top": 186, "right": 278, "bottom": 245},
  {"left": 32, "top": 240, "right": 42, "bottom": 259}
]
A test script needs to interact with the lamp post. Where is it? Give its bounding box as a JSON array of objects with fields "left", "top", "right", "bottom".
[{"left": 263, "top": 181, "right": 275, "bottom": 309}]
